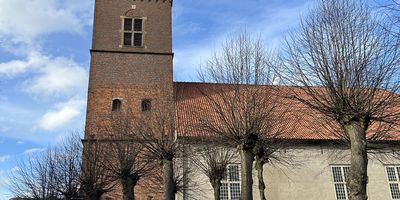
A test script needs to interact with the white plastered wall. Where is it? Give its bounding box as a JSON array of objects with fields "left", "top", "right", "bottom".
[{"left": 182, "top": 145, "right": 399, "bottom": 200}]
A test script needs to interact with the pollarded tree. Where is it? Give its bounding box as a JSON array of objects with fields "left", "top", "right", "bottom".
[
  {"left": 101, "top": 114, "right": 155, "bottom": 200},
  {"left": 145, "top": 157, "right": 195, "bottom": 199},
  {"left": 191, "top": 140, "right": 237, "bottom": 200},
  {"left": 253, "top": 139, "right": 276, "bottom": 200},
  {"left": 197, "top": 32, "right": 284, "bottom": 200},
  {"left": 134, "top": 108, "right": 181, "bottom": 200},
  {"left": 80, "top": 138, "right": 116, "bottom": 200},
  {"left": 282, "top": 0, "right": 400, "bottom": 199}
]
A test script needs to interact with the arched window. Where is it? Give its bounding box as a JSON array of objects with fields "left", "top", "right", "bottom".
[
  {"left": 112, "top": 99, "right": 122, "bottom": 112},
  {"left": 141, "top": 99, "right": 151, "bottom": 112}
]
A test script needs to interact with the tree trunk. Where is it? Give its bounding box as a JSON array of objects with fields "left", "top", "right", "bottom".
[
  {"left": 345, "top": 120, "right": 368, "bottom": 200},
  {"left": 255, "top": 159, "right": 266, "bottom": 200},
  {"left": 211, "top": 180, "right": 222, "bottom": 200},
  {"left": 88, "top": 193, "right": 96, "bottom": 200},
  {"left": 240, "top": 147, "right": 254, "bottom": 200},
  {"left": 163, "top": 159, "right": 175, "bottom": 200},
  {"left": 122, "top": 176, "right": 137, "bottom": 200},
  {"left": 87, "top": 191, "right": 103, "bottom": 200}
]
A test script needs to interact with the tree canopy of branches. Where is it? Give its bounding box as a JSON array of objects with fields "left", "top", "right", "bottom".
[
  {"left": 9, "top": 150, "right": 59, "bottom": 200},
  {"left": 99, "top": 114, "right": 155, "bottom": 200},
  {"left": 54, "top": 134, "right": 82, "bottom": 199},
  {"left": 191, "top": 141, "right": 236, "bottom": 200},
  {"left": 282, "top": 0, "right": 400, "bottom": 199},
  {"left": 81, "top": 139, "right": 116, "bottom": 200},
  {"left": 145, "top": 157, "right": 194, "bottom": 199},
  {"left": 8, "top": 133, "right": 82, "bottom": 200},
  {"left": 382, "top": 0, "right": 400, "bottom": 37},
  {"left": 134, "top": 109, "right": 182, "bottom": 200},
  {"left": 197, "top": 32, "right": 286, "bottom": 200}
]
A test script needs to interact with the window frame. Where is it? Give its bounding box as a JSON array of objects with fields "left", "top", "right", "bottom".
[
  {"left": 386, "top": 165, "right": 400, "bottom": 200},
  {"left": 121, "top": 16, "right": 145, "bottom": 48},
  {"left": 141, "top": 99, "right": 152, "bottom": 112},
  {"left": 220, "top": 164, "right": 241, "bottom": 200},
  {"left": 331, "top": 165, "right": 350, "bottom": 200},
  {"left": 111, "top": 98, "right": 123, "bottom": 112}
]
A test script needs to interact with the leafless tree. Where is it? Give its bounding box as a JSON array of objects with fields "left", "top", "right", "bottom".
[
  {"left": 133, "top": 109, "right": 181, "bottom": 200},
  {"left": 281, "top": 0, "right": 400, "bottom": 199},
  {"left": 100, "top": 114, "right": 155, "bottom": 200},
  {"left": 191, "top": 140, "right": 237, "bottom": 200},
  {"left": 53, "top": 133, "right": 82, "bottom": 200},
  {"left": 144, "top": 157, "right": 195, "bottom": 199},
  {"left": 8, "top": 133, "right": 82, "bottom": 200},
  {"left": 253, "top": 139, "right": 277, "bottom": 200},
  {"left": 9, "top": 149, "right": 59, "bottom": 200},
  {"left": 197, "top": 32, "right": 285, "bottom": 200},
  {"left": 80, "top": 139, "right": 116, "bottom": 200},
  {"left": 381, "top": 0, "right": 400, "bottom": 37}
]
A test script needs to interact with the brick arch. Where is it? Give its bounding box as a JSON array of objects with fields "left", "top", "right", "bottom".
[{"left": 124, "top": 9, "right": 145, "bottom": 18}]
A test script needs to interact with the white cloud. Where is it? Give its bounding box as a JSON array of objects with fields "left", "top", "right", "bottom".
[
  {"left": 0, "top": 51, "right": 43, "bottom": 76},
  {"left": 0, "top": 155, "right": 10, "bottom": 163},
  {"left": 37, "top": 98, "right": 86, "bottom": 131},
  {"left": 16, "top": 141, "right": 24, "bottom": 145},
  {"left": 0, "top": 0, "right": 91, "bottom": 43},
  {"left": 0, "top": 52, "right": 88, "bottom": 98},
  {"left": 23, "top": 56, "right": 88, "bottom": 98},
  {"left": 23, "top": 148, "right": 46, "bottom": 154},
  {"left": 0, "top": 51, "right": 87, "bottom": 139}
]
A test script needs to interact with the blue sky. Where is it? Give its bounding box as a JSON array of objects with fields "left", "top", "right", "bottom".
[
  {"left": 0, "top": 0, "right": 315, "bottom": 198},
  {"left": 0, "top": 0, "right": 387, "bottom": 199}
]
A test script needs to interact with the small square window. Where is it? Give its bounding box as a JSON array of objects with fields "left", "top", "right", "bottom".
[{"left": 142, "top": 99, "right": 151, "bottom": 112}]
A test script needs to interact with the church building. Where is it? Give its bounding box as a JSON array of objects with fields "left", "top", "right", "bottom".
[{"left": 84, "top": 1, "right": 400, "bottom": 200}]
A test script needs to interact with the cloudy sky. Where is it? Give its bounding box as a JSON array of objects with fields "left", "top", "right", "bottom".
[{"left": 0, "top": 0, "right": 387, "bottom": 198}]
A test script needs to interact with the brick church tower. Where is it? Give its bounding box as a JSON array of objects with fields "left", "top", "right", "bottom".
[{"left": 85, "top": 0, "right": 174, "bottom": 138}]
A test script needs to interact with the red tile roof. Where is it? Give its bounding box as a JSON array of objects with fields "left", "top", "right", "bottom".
[{"left": 174, "top": 82, "right": 400, "bottom": 141}]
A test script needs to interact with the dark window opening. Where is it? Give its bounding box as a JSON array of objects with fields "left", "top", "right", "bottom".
[
  {"left": 134, "top": 19, "right": 143, "bottom": 31},
  {"left": 112, "top": 99, "right": 122, "bottom": 112},
  {"left": 124, "top": 18, "right": 132, "bottom": 31},
  {"left": 134, "top": 33, "right": 142, "bottom": 46},
  {"left": 123, "top": 33, "right": 132, "bottom": 46},
  {"left": 141, "top": 99, "right": 151, "bottom": 112}
]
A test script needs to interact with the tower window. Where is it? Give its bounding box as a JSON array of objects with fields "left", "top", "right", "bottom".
[
  {"left": 122, "top": 17, "right": 144, "bottom": 47},
  {"left": 141, "top": 99, "right": 151, "bottom": 112},
  {"left": 112, "top": 99, "right": 122, "bottom": 112}
]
